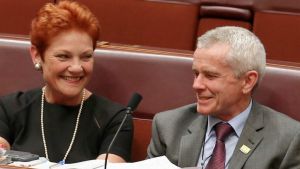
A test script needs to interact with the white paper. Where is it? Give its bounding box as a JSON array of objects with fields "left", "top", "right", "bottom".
[
  {"left": 11, "top": 157, "right": 56, "bottom": 169},
  {"left": 106, "top": 156, "right": 180, "bottom": 169},
  {"left": 11, "top": 156, "right": 179, "bottom": 169}
]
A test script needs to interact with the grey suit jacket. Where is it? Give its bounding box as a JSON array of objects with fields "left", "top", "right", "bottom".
[{"left": 147, "top": 102, "right": 300, "bottom": 169}]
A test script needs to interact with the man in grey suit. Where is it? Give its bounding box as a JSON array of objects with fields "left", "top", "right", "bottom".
[{"left": 147, "top": 26, "right": 300, "bottom": 169}]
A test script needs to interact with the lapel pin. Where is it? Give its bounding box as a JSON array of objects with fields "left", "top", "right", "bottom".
[{"left": 240, "top": 145, "right": 251, "bottom": 154}]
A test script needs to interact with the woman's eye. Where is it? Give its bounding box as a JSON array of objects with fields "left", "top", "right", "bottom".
[
  {"left": 56, "top": 54, "right": 69, "bottom": 59},
  {"left": 85, "top": 54, "right": 93, "bottom": 58},
  {"left": 81, "top": 54, "right": 93, "bottom": 61}
]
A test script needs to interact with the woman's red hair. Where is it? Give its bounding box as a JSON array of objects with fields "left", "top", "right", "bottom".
[{"left": 30, "top": 0, "right": 100, "bottom": 57}]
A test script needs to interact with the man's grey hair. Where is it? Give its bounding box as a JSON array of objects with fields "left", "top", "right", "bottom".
[{"left": 197, "top": 26, "right": 266, "bottom": 85}]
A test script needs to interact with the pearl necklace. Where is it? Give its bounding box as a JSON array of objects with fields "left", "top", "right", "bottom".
[{"left": 40, "top": 87, "right": 86, "bottom": 163}]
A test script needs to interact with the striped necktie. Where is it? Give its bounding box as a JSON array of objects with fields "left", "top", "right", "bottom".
[{"left": 206, "top": 123, "right": 233, "bottom": 169}]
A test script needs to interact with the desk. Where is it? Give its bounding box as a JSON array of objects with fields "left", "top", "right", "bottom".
[{"left": 0, "top": 165, "right": 30, "bottom": 169}]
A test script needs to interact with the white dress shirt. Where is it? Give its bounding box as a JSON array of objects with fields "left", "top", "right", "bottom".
[{"left": 197, "top": 100, "right": 252, "bottom": 169}]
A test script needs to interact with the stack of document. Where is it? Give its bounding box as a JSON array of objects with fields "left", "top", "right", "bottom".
[{"left": 11, "top": 156, "right": 180, "bottom": 169}]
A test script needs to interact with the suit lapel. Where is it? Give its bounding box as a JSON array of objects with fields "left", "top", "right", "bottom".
[
  {"left": 229, "top": 102, "right": 264, "bottom": 169},
  {"left": 179, "top": 115, "right": 207, "bottom": 167}
]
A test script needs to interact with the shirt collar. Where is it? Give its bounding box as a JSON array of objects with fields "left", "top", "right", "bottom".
[{"left": 206, "top": 100, "right": 252, "bottom": 139}]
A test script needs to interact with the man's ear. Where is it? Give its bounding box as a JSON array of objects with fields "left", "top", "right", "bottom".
[
  {"left": 30, "top": 45, "right": 42, "bottom": 64},
  {"left": 242, "top": 70, "right": 258, "bottom": 94}
]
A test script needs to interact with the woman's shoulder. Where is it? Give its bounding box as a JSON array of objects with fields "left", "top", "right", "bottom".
[
  {"left": 0, "top": 88, "right": 41, "bottom": 111},
  {"left": 86, "top": 94, "right": 125, "bottom": 118},
  {"left": 91, "top": 94, "right": 125, "bottom": 113}
]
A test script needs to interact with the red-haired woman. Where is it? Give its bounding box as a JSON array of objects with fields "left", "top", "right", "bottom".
[{"left": 0, "top": 0, "right": 132, "bottom": 164}]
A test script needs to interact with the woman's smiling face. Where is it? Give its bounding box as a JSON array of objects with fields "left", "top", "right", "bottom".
[{"left": 40, "top": 29, "right": 94, "bottom": 104}]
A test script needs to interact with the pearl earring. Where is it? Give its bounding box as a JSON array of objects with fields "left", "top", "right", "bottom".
[{"left": 34, "top": 63, "right": 42, "bottom": 71}]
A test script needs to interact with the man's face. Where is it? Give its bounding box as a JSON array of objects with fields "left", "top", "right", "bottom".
[{"left": 192, "top": 43, "right": 247, "bottom": 121}]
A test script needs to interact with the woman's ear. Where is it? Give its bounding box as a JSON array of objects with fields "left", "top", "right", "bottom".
[
  {"left": 30, "top": 45, "right": 43, "bottom": 71},
  {"left": 242, "top": 70, "right": 258, "bottom": 94},
  {"left": 30, "top": 45, "right": 41, "bottom": 64}
]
